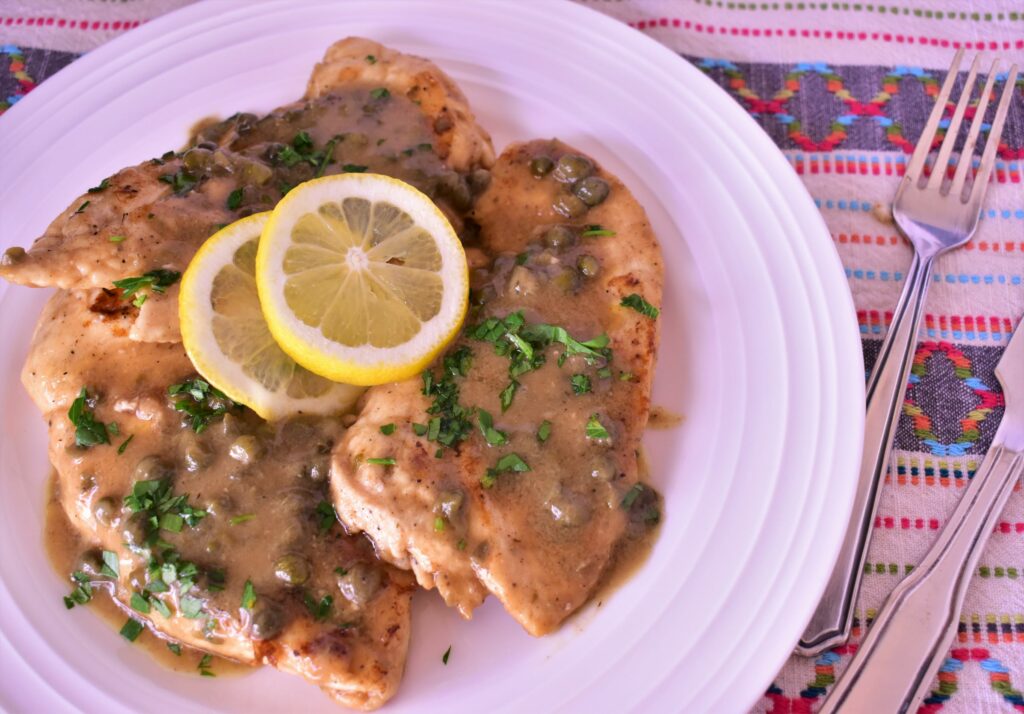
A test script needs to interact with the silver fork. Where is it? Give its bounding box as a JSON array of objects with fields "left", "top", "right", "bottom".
[{"left": 797, "top": 50, "right": 1021, "bottom": 656}]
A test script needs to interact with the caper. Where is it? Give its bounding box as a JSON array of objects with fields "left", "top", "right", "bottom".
[
  {"left": 434, "top": 490, "right": 464, "bottom": 520},
  {"left": 547, "top": 490, "right": 592, "bottom": 527},
  {"left": 304, "top": 457, "right": 330, "bottom": 482},
  {"left": 76, "top": 549, "right": 106, "bottom": 578},
  {"left": 507, "top": 265, "right": 539, "bottom": 297},
  {"left": 434, "top": 114, "right": 454, "bottom": 133},
  {"left": 133, "top": 455, "right": 173, "bottom": 482},
  {"left": 195, "top": 141, "right": 219, "bottom": 151},
  {"left": 181, "top": 148, "right": 212, "bottom": 172},
  {"left": 274, "top": 554, "right": 311, "bottom": 586},
  {"left": 529, "top": 156, "right": 554, "bottom": 177},
  {"left": 553, "top": 154, "right": 594, "bottom": 183},
  {"left": 204, "top": 539, "right": 221, "bottom": 556},
  {"left": 229, "top": 435, "right": 264, "bottom": 465},
  {"left": 121, "top": 517, "right": 147, "bottom": 547},
  {"left": 240, "top": 160, "right": 273, "bottom": 185},
  {"left": 577, "top": 254, "right": 601, "bottom": 278},
  {"left": 1, "top": 246, "right": 27, "bottom": 265},
  {"left": 93, "top": 497, "right": 118, "bottom": 527},
  {"left": 336, "top": 562, "right": 382, "bottom": 609},
  {"left": 250, "top": 601, "right": 285, "bottom": 640},
  {"left": 183, "top": 438, "right": 214, "bottom": 472},
  {"left": 552, "top": 266, "right": 579, "bottom": 292},
  {"left": 573, "top": 176, "right": 610, "bottom": 207},
  {"left": 589, "top": 457, "right": 616, "bottom": 482},
  {"left": 435, "top": 173, "right": 472, "bottom": 211},
  {"left": 543, "top": 225, "right": 576, "bottom": 250},
  {"left": 219, "top": 413, "right": 243, "bottom": 438},
  {"left": 553, "top": 194, "right": 587, "bottom": 218},
  {"left": 468, "top": 168, "right": 491, "bottom": 194}
]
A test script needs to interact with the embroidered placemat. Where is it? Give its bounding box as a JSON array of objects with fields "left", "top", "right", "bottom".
[{"left": 1, "top": 1, "right": 1021, "bottom": 711}]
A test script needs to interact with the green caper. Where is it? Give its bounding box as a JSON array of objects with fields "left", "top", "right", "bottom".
[
  {"left": 274, "top": 554, "right": 311, "bottom": 585},
  {"left": 589, "top": 457, "right": 616, "bottom": 482},
  {"left": 181, "top": 148, "right": 212, "bottom": 172},
  {"left": 93, "top": 497, "right": 118, "bottom": 527},
  {"left": 434, "top": 490, "right": 464, "bottom": 520},
  {"left": 553, "top": 154, "right": 594, "bottom": 183},
  {"left": 337, "top": 562, "right": 382, "bottom": 609},
  {"left": 220, "top": 413, "right": 243, "bottom": 438},
  {"left": 195, "top": 141, "right": 218, "bottom": 152},
  {"left": 435, "top": 172, "right": 472, "bottom": 211},
  {"left": 250, "top": 601, "right": 285, "bottom": 640},
  {"left": 547, "top": 490, "right": 592, "bottom": 527},
  {"left": 552, "top": 266, "right": 579, "bottom": 292},
  {"left": 240, "top": 160, "right": 273, "bottom": 185},
  {"left": 468, "top": 168, "right": 491, "bottom": 194},
  {"left": 183, "top": 438, "right": 214, "bottom": 472},
  {"left": 1, "top": 246, "right": 27, "bottom": 265},
  {"left": 229, "top": 435, "right": 264, "bottom": 465},
  {"left": 577, "top": 254, "right": 601, "bottom": 278},
  {"left": 553, "top": 194, "right": 587, "bottom": 218},
  {"left": 133, "top": 455, "right": 173, "bottom": 482},
  {"left": 529, "top": 156, "right": 555, "bottom": 177},
  {"left": 76, "top": 549, "right": 106, "bottom": 578},
  {"left": 204, "top": 539, "right": 221, "bottom": 555},
  {"left": 573, "top": 176, "right": 610, "bottom": 207},
  {"left": 542, "top": 225, "right": 576, "bottom": 250}
]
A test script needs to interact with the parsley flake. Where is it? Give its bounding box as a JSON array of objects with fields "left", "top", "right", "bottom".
[
  {"left": 113, "top": 269, "right": 181, "bottom": 305},
  {"left": 117, "top": 434, "right": 135, "bottom": 455},
  {"left": 101, "top": 550, "right": 120, "bottom": 579},
  {"left": 109, "top": 234, "right": 126, "bottom": 243},
  {"left": 74, "top": 200, "right": 90, "bottom": 214},
  {"left": 302, "top": 592, "right": 333, "bottom": 621},
  {"left": 120, "top": 618, "right": 145, "bottom": 642},
  {"left": 167, "top": 642, "right": 182, "bottom": 656},
  {"left": 476, "top": 408, "right": 508, "bottom": 446},
  {"left": 571, "top": 374, "right": 592, "bottom": 395},
  {"left": 158, "top": 169, "right": 199, "bottom": 195},
  {"left": 585, "top": 414, "right": 611, "bottom": 441},
  {"left": 241, "top": 580, "right": 256, "bottom": 610},
  {"left": 379, "top": 423, "right": 396, "bottom": 435},
  {"left": 87, "top": 178, "right": 110, "bottom": 193},
  {"left": 369, "top": 87, "right": 390, "bottom": 100},
  {"left": 537, "top": 420, "right": 552, "bottom": 443},
  {"left": 366, "top": 457, "right": 396, "bottom": 466},
  {"left": 620, "top": 293, "right": 659, "bottom": 319},
  {"left": 365, "top": 54, "right": 377, "bottom": 64},
  {"left": 315, "top": 500, "right": 337, "bottom": 533},
  {"left": 342, "top": 163, "right": 368, "bottom": 173},
  {"left": 227, "top": 188, "right": 243, "bottom": 210},
  {"left": 167, "top": 378, "right": 235, "bottom": 433},
  {"left": 442, "top": 645, "right": 452, "bottom": 665},
  {"left": 68, "top": 387, "right": 110, "bottom": 448},
  {"left": 581, "top": 225, "right": 616, "bottom": 237},
  {"left": 198, "top": 653, "right": 216, "bottom": 677},
  {"left": 130, "top": 591, "right": 151, "bottom": 614}
]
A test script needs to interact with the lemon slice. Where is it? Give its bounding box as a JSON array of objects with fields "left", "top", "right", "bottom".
[
  {"left": 179, "top": 213, "right": 364, "bottom": 420},
  {"left": 255, "top": 174, "right": 469, "bottom": 386}
]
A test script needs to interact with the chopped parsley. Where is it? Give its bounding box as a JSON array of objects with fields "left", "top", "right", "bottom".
[
  {"left": 87, "top": 178, "right": 110, "bottom": 193},
  {"left": 130, "top": 591, "right": 151, "bottom": 614},
  {"left": 537, "top": 420, "right": 552, "bottom": 443},
  {"left": 314, "top": 500, "right": 337, "bottom": 533},
  {"left": 597, "top": 366, "right": 613, "bottom": 379},
  {"left": 68, "top": 387, "right": 110, "bottom": 448},
  {"left": 481, "top": 453, "right": 531, "bottom": 489},
  {"left": 434, "top": 516, "right": 446, "bottom": 532},
  {"left": 124, "top": 478, "right": 207, "bottom": 536},
  {"left": 101, "top": 550, "right": 120, "bottom": 578},
  {"left": 113, "top": 269, "right": 181, "bottom": 308},
  {"left": 419, "top": 346, "right": 475, "bottom": 451},
  {"left": 366, "top": 457, "right": 396, "bottom": 466},
  {"left": 499, "top": 381, "right": 518, "bottom": 412},
  {"left": 411, "top": 423, "right": 428, "bottom": 436},
  {"left": 229, "top": 513, "right": 255, "bottom": 526},
  {"left": 74, "top": 200, "right": 90, "bottom": 214},
  {"left": 303, "top": 592, "right": 333, "bottom": 621},
  {"left": 620, "top": 483, "right": 661, "bottom": 525},
  {"left": 198, "top": 653, "right": 216, "bottom": 677},
  {"left": 180, "top": 596, "right": 203, "bottom": 618},
  {"left": 581, "top": 224, "right": 616, "bottom": 237},
  {"left": 365, "top": 54, "right": 377, "bottom": 64},
  {"left": 167, "top": 642, "right": 182, "bottom": 656},
  {"left": 515, "top": 252, "right": 529, "bottom": 265},
  {"left": 63, "top": 571, "right": 93, "bottom": 609},
  {"left": 570, "top": 374, "right": 592, "bottom": 395},
  {"left": 116, "top": 434, "right": 134, "bottom": 455},
  {"left": 241, "top": 580, "right": 256, "bottom": 610},
  {"left": 585, "top": 414, "right": 610, "bottom": 441},
  {"left": 167, "top": 378, "right": 235, "bottom": 433},
  {"left": 369, "top": 87, "right": 391, "bottom": 100},
  {"left": 379, "top": 423, "right": 396, "bottom": 435},
  {"left": 442, "top": 645, "right": 452, "bottom": 665},
  {"left": 109, "top": 234, "right": 126, "bottom": 243},
  {"left": 119, "top": 618, "right": 144, "bottom": 642},
  {"left": 620, "top": 293, "right": 659, "bottom": 319},
  {"left": 456, "top": 539, "right": 467, "bottom": 551},
  {"left": 158, "top": 169, "right": 199, "bottom": 195},
  {"left": 227, "top": 188, "right": 243, "bottom": 210},
  {"left": 476, "top": 408, "right": 508, "bottom": 446},
  {"left": 150, "top": 596, "right": 171, "bottom": 618},
  {"left": 342, "top": 163, "right": 368, "bottom": 173},
  {"left": 315, "top": 134, "right": 344, "bottom": 177},
  {"left": 619, "top": 371, "right": 635, "bottom": 382}
]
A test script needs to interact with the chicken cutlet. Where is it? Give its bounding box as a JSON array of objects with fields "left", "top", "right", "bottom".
[
  {"left": 27, "top": 289, "right": 415, "bottom": 710},
  {"left": 331, "top": 139, "right": 663, "bottom": 635}
]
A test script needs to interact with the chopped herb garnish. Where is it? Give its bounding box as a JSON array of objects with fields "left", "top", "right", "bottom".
[
  {"left": 198, "top": 653, "right": 216, "bottom": 677},
  {"left": 227, "top": 188, "right": 243, "bottom": 210},
  {"left": 314, "top": 500, "right": 336, "bottom": 533},
  {"left": 442, "top": 645, "right": 452, "bottom": 665},
  {"left": 434, "top": 516, "right": 445, "bottom": 532},
  {"left": 537, "top": 420, "right": 552, "bottom": 443},
  {"left": 597, "top": 366, "right": 612, "bottom": 379},
  {"left": 585, "top": 414, "right": 610, "bottom": 441},
  {"left": 482, "top": 453, "right": 531, "bottom": 489},
  {"left": 63, "top": 571, "right": 93, "bottom": 609},
  {"left": 150, "top": 596, "right": 171, "bottom": 618},
  {"left": 519, "top": 323, "right": 610, "bottom": 364},
  {"left": 74, "top": 200, "right": 90, "bottom": 214},
  {"left": 130, "top": 591, "right": 151, "bottom": 614},
  {"left": 581, "top": 225, "right": 616, "bottom": 237},
  {"left": 120, "top": 618, "right": 144, "bottom": 642},
  {"left": 366, "top": 457, "right": 396, "bottom": 466},
  {"left": 419, "top": 347, "right": 475, "bottom": 451},
  {"left": 241, "top": 580, "right": 256, "bottom": 610},
  {"left": 369, "top": 87, "right": 390, "bottom": 100},
  {"left": 87, "top": 178, "right": 110, "bottom": 193},
  {"left": 379, "top": 423, "right": 396, "bottom": 435},
  {"left": 620, "top": 484, "right": 643, "bottom": 509},
  {"left": 571, "top": 374, "right": 592, "bottom": 395},
  {"left": 117, "top": 434, "right": 135, "bottom": 455},
  {"left": 101, "top": 550, "right": 120, "bottom": 578},
  {"left": 158, "top": 169, "right": 199, "bottom": 195},
  {"left": 279, "top": 181, "right": 295, "bottom": 196},
  {"left": 181, "top": 596, "right": 204, "bottom": 619},
  {"left": 167, "top": 642, "right": 182, "bottom": 656},
  {"left": 107, "top": 422, "right": 120, "bottom": 436},
  {"left": 514, "top": 252, "right": 529, "bottom": 265},
  {"left": 457, "top": 538, "right": 467, "bottom": 551},
  {"left": 365, "top": 54, "right": 377, "bottom": 64},
  {"left": 68, "top": 387, "right": 110, "bottom": 448},
  {"left": 167, "top": 378, "right": 235, "bottom": 433},
  {"left": 229, "top": 513, "right": 255, "bottom": 526},
  {"left": 412, "top": 422, "right": 428, "bottom": 436},
  {"left": 417, "top": 142, "right": 433, "bottom": 151},
  {"left": 293, "top": 131, "right": 314, "bottom": 153},
  {"left": 334, "top": 566, "right": 349, "bottom": 576},
  {"left": 499, "top": 381, "right": 518, "bottom": 412},
  {"left": 342, "top": 163, "right": 368, "bottom": 173},
  {"left": 619, "top": 371, "right": 635, "bottom": 381},
  {"left": 435, "top": 448, "right": 444, "bottom": 459},
  {"left": 113, "top": 269, "right": 181, "bottom": 307},
  {"left": 476, "top": 408, "right": 508, "bottom": 446},
  {"left": 109, "top": 234, "right": 126, "bottom": 243},
  {"left": 123, "top": 478, "right": 207, "bottom": 541},
  {"left": 620, "top": 293, "right": 659, "bottom": 319},
  {"left": 303, "top": 592, "right": 334, "bottom": 621},
  {"left": 314, "top": 134, "right": 344, "bottom": 177}
]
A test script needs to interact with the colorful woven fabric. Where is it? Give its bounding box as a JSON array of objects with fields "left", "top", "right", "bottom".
[{"left": 1, "top": 1, "right": 1021, "bottom": 711}]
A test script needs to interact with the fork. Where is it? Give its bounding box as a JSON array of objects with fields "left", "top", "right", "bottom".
[{"left": 796, "top": 50, "right": 1021, "bottom": 656}]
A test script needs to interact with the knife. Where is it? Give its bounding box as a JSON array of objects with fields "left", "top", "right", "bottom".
[{"left": 819, "top": 321, "right": 1024, "bottom": 714}]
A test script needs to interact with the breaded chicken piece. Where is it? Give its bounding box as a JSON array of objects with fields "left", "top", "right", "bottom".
[{"left": 331, "top": 139, "right": 663, "bottom": 635}]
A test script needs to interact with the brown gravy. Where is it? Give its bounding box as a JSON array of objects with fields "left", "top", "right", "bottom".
[{"left": 44, "top": 471, "right": 253, "bottom": 678}]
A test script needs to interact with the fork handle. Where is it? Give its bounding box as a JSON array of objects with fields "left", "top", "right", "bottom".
[
  {"left": 818, "top": 444, "right": 1024, "bottom": 714},
  {"left": 796, "top": 252, "right": 936, "bottom": 656}
]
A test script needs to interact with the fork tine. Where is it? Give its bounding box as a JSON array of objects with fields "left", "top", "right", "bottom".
[
  {"left": 950, "top": 59, "right": 1001, "bottom": 199},
  {"left": 905, "top": 49, "right": 963, "bottom": 183},
  {"left": 928, "top": 54, "right": 982, "bottom": 190},
  {"left": 971, "top": 64, "right": 1020, "bottom": 203}
]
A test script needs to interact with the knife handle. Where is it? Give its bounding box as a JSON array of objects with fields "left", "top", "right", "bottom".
[
  {"left": 797, "top": 252, "right": 936, "bottom": 656},
  {"left": 818, "top": 444, "right": 1024, "bottom": 714}
]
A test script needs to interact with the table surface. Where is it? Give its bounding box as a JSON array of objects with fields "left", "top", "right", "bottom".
[{"left": 1, "top": 0, "right": 1021, "bottom": 712}]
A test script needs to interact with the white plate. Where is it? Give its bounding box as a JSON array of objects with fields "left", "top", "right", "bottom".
[{"left": 0, "top": 1, "right": 864, "bottom": 711}]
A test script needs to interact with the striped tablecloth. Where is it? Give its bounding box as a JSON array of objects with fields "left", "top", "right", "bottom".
[{"left": 2, "top": 1, "right": 1021, "bottom": 711}]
